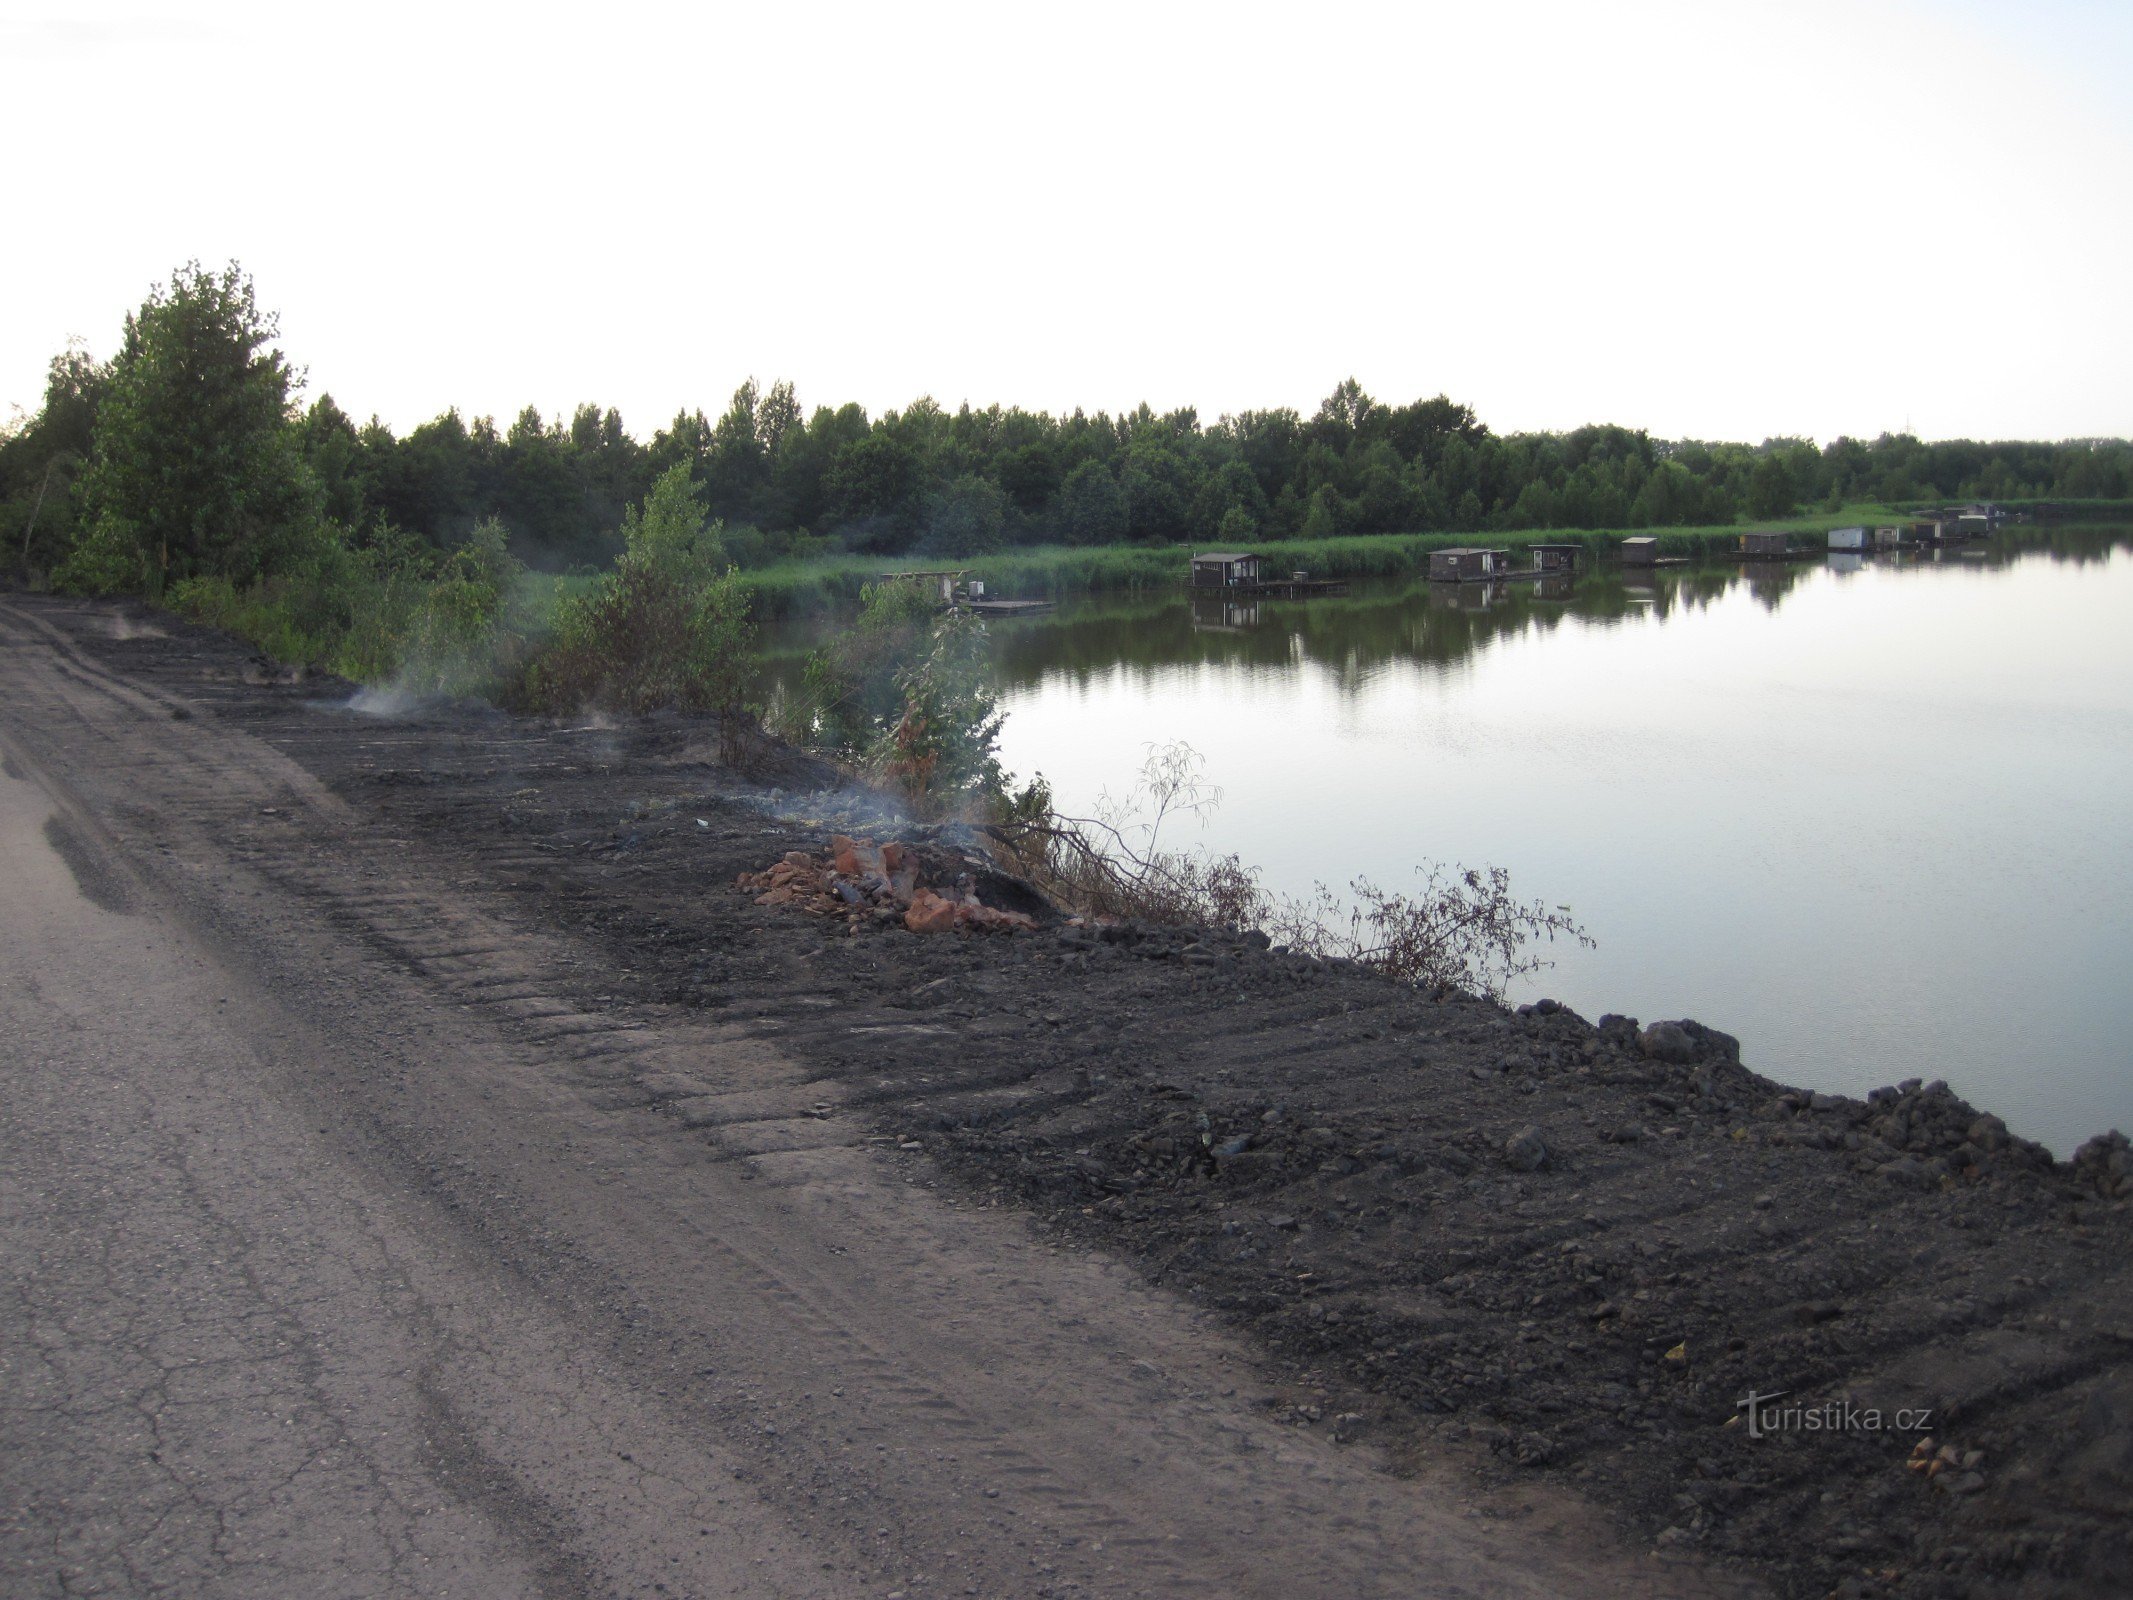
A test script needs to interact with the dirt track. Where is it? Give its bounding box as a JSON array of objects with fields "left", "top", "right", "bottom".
[
  {"left": 0, "top": 597, "right": 1751, "bottom": 1599},
  {"left": 2, "top": 592, "right": 2128, "bottom": 1599}
]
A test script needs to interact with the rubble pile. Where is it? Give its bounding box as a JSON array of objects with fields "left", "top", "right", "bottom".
[{"left": 736, "top": 834, "right": 1038, "bottom": 935}]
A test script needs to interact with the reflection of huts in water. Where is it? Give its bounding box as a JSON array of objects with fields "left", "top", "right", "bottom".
[
  {"left": 1529, "top": 542, "right": 1581, "bottom": 573},
  {"left": 1428, "top": 547, "right": 1512, "bottom": 582},
  {"left": 1189, "top": 592, "right": 1262, "bottom": 632},
  {"left": 1619, "top": 536, "right": 1659, "bottom": 566},
  {"left": 1828, "top": 551, "right": 1865, "bottom": 575},
  {"left": 1531, "top": 573, "right": 1576, "bottom": 601},
  {"left": 1740, "top": 530, "right": 1790, "bottom": 558},
  {"left": 1191, "top": 551, "right": 1263, "bottom": 588},
  {"left": 1828, "top": 525, "right": 1867, "bottom": 551},
  {"left": 1428, "top": 578, "right": 1507, "bottom": 612}
]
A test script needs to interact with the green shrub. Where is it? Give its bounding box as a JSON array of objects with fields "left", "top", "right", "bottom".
[{"left": 520, "top": 464, "right": 757, "bottom": 754}]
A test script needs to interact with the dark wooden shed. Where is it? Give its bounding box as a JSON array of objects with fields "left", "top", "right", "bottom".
[
  {"left": 1190, "top": 551, "right": 1261, "bottom": 589},
  {"left": 1428, "top": 547, "right": 1510, "bottom": 582},
  {"left": 1619, "top": 536, "right": 1659, "bottom": 565},
  {"left": 1529, "top": 543, "right": 1581, "bottom": 573},
  {"left": 1739, "top": 530, "right": 1790, "bottom": 558}
]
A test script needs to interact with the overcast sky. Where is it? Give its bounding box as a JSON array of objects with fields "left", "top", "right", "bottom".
[{"left": 4, "top": 0, "right": 2127, "bottom": 446}]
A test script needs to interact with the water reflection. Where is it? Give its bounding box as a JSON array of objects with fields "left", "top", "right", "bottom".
[
  {"left": 986, "top": 525, "right": 2133, "bottom": 1155},
  {"left": 981, "top": 527, "right": 2129, "bottom": 694},
  {"left": 1189, "top": 593, "right": 1262, "bottom": 633}
]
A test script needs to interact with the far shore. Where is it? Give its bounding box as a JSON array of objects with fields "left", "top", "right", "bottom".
[{"left": 727, "top": 499, "right": 2133, "bottom": 616}]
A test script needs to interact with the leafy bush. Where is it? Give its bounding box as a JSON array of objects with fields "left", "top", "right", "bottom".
[{"left": 163, "top": 515, "right": 525, "bottom": 693}]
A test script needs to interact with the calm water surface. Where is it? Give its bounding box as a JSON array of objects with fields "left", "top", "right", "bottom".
[{"left": 980, "top": 530, "right": 2133, "bottom": 1155}]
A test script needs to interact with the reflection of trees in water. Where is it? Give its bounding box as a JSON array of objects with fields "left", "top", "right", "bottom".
[
  {"left": 1992, "top": 525, "right": 2126, "bottom": 568},
  {"left": 1743, "top": 563, "right": 1808, "bottom": 611},
  {"left": 986, "top": 526, "right": 2130, "bottom": 692}
]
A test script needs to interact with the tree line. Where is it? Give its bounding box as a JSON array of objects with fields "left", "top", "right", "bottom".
[{"left": 6, "top": 262, "right": 2132, "bottom": 587}]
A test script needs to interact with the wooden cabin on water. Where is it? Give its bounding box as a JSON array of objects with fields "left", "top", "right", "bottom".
[
  {"left": 1428, "top": 547, "right": 1512, "bottom": 582},
  {"left": 1529, "top": 543, "right": 1581, "bottom": 573},
  {"left": 1739, "top": 530, "right": 1790, "bottom": 558},
  {"left": 1191, "top": 551, "right": 1262, "bottom": 588},
  {"left": 1828, "top": 525, "right": 1867, "bottom": 551},
  {"left": 1619, "top": 536, "right": 1659, "bottom": 565}
]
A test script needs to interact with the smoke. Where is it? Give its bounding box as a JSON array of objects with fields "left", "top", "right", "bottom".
[
  {"left": 103, "top": 615, "right": 165, "bottom": 640},
  {"left": 729, "top": 780, "right": 915, "bottom": 836},
  {"left": 345, "top": 684, "right": 425, "bottom": 717},
  {"left": 308, "top": 679, "right": 442, "bottom": 717}
]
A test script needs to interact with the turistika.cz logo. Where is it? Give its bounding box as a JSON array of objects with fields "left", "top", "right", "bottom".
[{"left": 1735, "top": 1390, "right": 1935, "bottom": 1439}]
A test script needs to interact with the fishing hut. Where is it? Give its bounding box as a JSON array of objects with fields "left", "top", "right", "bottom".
[
  {"left": 1428, "top": 547, "right": 1513, "bottom": 582},
  {"left": 1739, "top": 530, "right": 1790, "bottom": 558},
  {"left": 1188, "top": 553, "right": 1346, "bottom": 596},
  {"left": 1191, "top": 551, "right": 1262, "bottom": 589},
  {"left": 1619, "top": 536, "right": 1659, "bottom": 566},
  {"left": 1528, "top": 543, "right": 1582, "bottom": 574}
]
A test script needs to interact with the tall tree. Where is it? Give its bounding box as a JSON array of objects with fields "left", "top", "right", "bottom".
[
  {"left": 74, "top": 262, "right": 317, "bottom": 590},
  {"left": 1, "top": 340, "right": 108, "bottom": 572}
]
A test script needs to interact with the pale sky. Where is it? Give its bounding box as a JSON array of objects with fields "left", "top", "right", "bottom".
[{"left": 4, "top": 0, "right": 2128, "bottom": 446}]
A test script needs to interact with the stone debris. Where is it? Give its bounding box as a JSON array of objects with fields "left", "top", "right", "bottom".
[{"left": 736, "top": 834, "right": 1038, "bottom": 935}]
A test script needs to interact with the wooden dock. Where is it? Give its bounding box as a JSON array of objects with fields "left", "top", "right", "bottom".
[{"left": 962, "top": 598, "right": 1054, "bottom": 617}]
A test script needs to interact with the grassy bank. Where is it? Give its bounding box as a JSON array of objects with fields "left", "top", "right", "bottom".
[{"left": 735, "top": 504, "right": 1918, "bottom": 615}]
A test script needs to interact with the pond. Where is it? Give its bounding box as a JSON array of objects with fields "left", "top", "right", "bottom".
[{"left": 976, "top": 527, "right": 2133, "bottom": 1156}]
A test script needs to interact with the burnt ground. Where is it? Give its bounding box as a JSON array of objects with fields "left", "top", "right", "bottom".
[{"left": 26, "top": 593, "right": 2133, "bottom": 1600}]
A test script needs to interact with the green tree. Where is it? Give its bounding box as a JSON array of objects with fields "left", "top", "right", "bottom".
[
  {"left": 921, "top": 474, "right": 1008, "bottom": 556},
  {"left": 826, "top": 430, "right": 923, "bottom": 543},
  {"left": 1300, "top": 484, "right": 1343, "bottom": 537},
  {"left": 525, "top": 463, "right": 754, "bottom": 747},
  {"left": 299, "top": 395, "right": 370, "bottom": 527},
  {"left": 2, "top": 341, "right": 108, "bottom": 575},
  {"left": 1746, "top": 452, "right": 1795, "bottom": 519},
  {"left": 68, "top": 262, "right": 319, "bottom": 593},
  {"left": 1054, "top": 458, "right": 1127, "bottom": 545}
]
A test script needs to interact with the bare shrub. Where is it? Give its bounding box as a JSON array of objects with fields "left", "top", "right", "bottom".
[
  {"left": 992, "top": 741, "right": 1257, "bottom": 927},
  {"left": 991, "top": 741, "right": 1592, "bottom": 1003},
  {"left": 1260, "top": 868, "right": 1594, "bottom": 1001}
]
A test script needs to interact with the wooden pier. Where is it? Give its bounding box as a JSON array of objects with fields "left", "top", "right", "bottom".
[{"left": 963, "top": 598, "right": 1054, "bottom": 617}]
